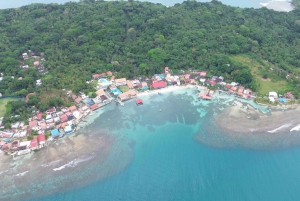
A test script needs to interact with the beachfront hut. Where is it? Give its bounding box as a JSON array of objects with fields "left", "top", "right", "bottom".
[{"left": 64, "top": 125, "right": 73, "bottom": 134}]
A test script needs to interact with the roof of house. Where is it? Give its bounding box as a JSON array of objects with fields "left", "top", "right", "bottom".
[
  {"left": 37, "top": 113, "right": 43, "bottom": 119},
  {"left": 90, "top": 104, "right": 99, "bottom": 110},
  {"left": 75, "top": 97, "right": 83, "bottom": 103},
  {"left": 69, "top": 105, "right": 77, "bottom": 111},
  {"left": 1, "top": 143, "right": 11, "bottom": 150},
  {"left": 96, "top": 89, "right": 105, "bottom": 96},
  {"left": 71, "top": 94, "right": 77, "bottom": 99},
  {"left": 200, "top": 71, "right": 207, "bottom": 77},
  {"left": 29, "top": 120, "right": 38, "bottom": 128},
  {"left": 127, "top": 80, "right": 134, "bottom": 89},
  {"left": 40, "top": 122, "right": 47, "bottom": 130},
  {"left": 51, "top": 129, "right": 60, "bottom": 137},
  {"left": 115, "top": 78, "right": 127, "bottom": 83},
  {"left": 165, "top": 67, "right": 169, "bottom": 70},
  {"left": 107, "top": 71, "right": 112, "bottom": 76},
  {"left": 231, "top": 87, "right": 237, "bottom": 91},
  {"left": 119, "top": 90, "right": 137, "bottom": 99},
  {"left": 92, "top": 73, "right": 106, "bottom": 78},
  {"left": 152, "top": 81, "right": 167, "bottom": 89},
  {"left": 30, "top": 137, "right": 39, "bottom": 148},
  {"left": 60, "top": 114, "right": 68, "bottom": 122},
  {"left": 225, "top": 84, "right": 231, "bottom": 89},
  {"left": 66, "top": 112, "right": 73, "bottom": 116},
  {"left": 185, "top": 74, "right": 190, "bottom": 80},
  {"left": 209, "top": 80, "right": 216, "bottom": 86},
  {"left": 34, "top": 61, "right": 40, "bottom": 66},
  {"left": 286, "top": 92, "right": 295, "bottom": 99}
]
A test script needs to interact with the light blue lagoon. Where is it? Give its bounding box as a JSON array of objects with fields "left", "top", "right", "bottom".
[{"left": 7, "top": 88, "right": 299, "bottom": 201}]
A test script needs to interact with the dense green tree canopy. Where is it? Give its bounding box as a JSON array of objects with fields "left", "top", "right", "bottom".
[{"left": 1, "top": 1, "right": 300, "bottom": 101}]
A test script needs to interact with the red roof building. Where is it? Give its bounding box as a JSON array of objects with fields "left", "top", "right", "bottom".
[
  {"left": 107, "top": 71, "right": 113, "bottom": 76},
  {"left": 92, "top": 73, "right": 106, "bottom": 79},
  {"left": 37, "top": 113, "right": 43, "bottom": 120},
  {"left": 37, "top": 134, "right": 46, "bottom": 145},
  {"left": 1, "top": 143, "right": 11, "bottom": 150},
  {"left": 30, "top": 137, "right": 39, "bottom": 149},
  {"left": 75, "top": 97, "right": 83, "bottom": 103},
  {"left": 136, "top": 99, "right": 143, "bottom": 105},
  {"left": 71, "top": 94, "right": 77, "bottom": 100},
  {"left": 29, "top": 120, "right": 38, "bottom": 128},
  {"left": 60, "top": 114, "right": 68, "bottom": 123},
  {"left": 152, "top": 81, "right": 167, "bottom": 89},
  {"left": 90, "top": 104, "right": 99, "bottom": 111},
  {"left": 225, "top": 84, "right": 231, "bottom": 89},
  {"left": 286, "top": 92, "right": 295, "bottom": 99},
  {"left": 200, "top": 71, "right": 207, "bottom": 77},
  {"left": 209, "top": 80, "right": 216, "bottom": 86},
  {"left": 69, "top": 105, "right": 77, "bottom": 112}
]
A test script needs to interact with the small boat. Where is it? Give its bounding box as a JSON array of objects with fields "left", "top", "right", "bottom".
[{"left": 159, "top": 109, "right": 162, "bottom": 112}]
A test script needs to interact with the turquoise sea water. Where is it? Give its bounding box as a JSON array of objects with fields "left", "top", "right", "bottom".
[{"left": 16, "top": 88, "right": 300, "bottom": 201}]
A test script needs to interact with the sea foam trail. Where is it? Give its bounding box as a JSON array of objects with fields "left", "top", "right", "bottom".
[
  {"left": 15, "top": 171, "right": 28, "bottom": 177},
  {"left": 268, "top": 124, "right": 292, "bottom": 133},
  {"left": 290, "top": 124, "right": 300, "bottom": 132},
  {"left": 41, "top": 159, "right": 62, "bottom": 168},
  {"left": 53, "top": 153, "right": 96, "bottom": 171}
]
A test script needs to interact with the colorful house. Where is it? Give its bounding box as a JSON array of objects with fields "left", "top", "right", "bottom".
[
  {"left": 152, "top": 81, "right": 167, "bottom": 89},
  {"left": 51, "top": 129, "right": 63, "bottom": 138}
]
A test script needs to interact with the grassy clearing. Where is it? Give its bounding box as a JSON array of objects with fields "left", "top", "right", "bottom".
[
  {"left": 118, "top": 85, "right": 129, "bottom": 92},
  {"left": 0, "top": 98, "right": 20, "bottom": 117},
  {"left": 230, "top": 55, "right": 289, "bottom": 94}
]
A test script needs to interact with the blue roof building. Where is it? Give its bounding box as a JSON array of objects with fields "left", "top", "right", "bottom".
[{"left": 51, "top": 129, "right": 63, "bottom": 137}]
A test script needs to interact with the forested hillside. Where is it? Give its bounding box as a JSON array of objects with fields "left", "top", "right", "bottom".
[{"left": 1, "top": 0, "right": 300, "bottom": 100}]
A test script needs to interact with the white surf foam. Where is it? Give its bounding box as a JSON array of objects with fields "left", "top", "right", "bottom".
[
  {"left": 268, "top": 123, "right": 292, "bottom": 133},
  {"left": 290, "top": 124, "right": 300, "bottom": 132},
  {"left": 53, "top": 153, "right": 96, "bottom": 171},
  {"left": 15, "top": 170, "right": 28, "bottom": 177}
]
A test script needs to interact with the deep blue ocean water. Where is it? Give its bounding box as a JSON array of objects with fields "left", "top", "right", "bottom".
[{"left": 17, "top": 88, "right": 300, "bottom": 201}]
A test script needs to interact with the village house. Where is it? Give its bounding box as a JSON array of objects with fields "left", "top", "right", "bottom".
[
  {"left": 165, "top": 67, "right": 169, "bottom": 74},
  {"left": 36, "top": 79, "right": 42, "bottom": 86},
  {"left": 115, "top": 78, "right": 127, "bottom": 86},
  {"left": 237, "top": 86, "right": 245, "bottom": 97},
  {"left": 92, "top": 73, "right": 106, "bottom": 79},
  {"left": 29, "top": 120, "right": 38, "bottom": 130},
  {"left": 107, "top": 71, "right": 113, "bottom": 76},
  {"left": 141, "top": 82, "right": 148, "bottom": 90},
  {"left": 127, "top": 80, "right": 134, "bottom": 89},
  {"left": 152, "top": 81, "right": 167, "bottom": 89},
  {"left": 269, "top": 91, "right": 278, "bottom": 103},
  {"left": 285, "top": 92, "right": 295, "bottom": 100},
  {"left": 69, "top": 105, "right": 77, "bottom": 112},
  {"left": 37, "top": 134, "right": 46, "bottom": 148},
  {"left": 118, "top": 90, "right": 137, "bottom": 101}
]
